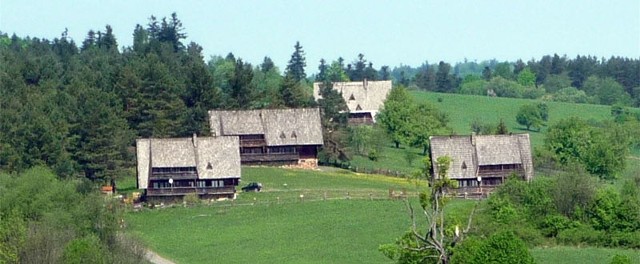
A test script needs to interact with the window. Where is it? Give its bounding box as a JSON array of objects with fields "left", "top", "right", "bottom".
[
  {"left": 461, "top": 161, "right": 467, "bottom": 170},
  {"left": 356, "top": 104, "right": 362, "bottom": 111},
  {"left": 206, "top": 162, "right": 213, "bottom": 170},
  {"left": 291, "top": 131, "right": 297, "bottom": 138}
]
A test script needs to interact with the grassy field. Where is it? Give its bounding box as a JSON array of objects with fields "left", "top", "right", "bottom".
[
  {"left": 125, "top": 167, "right": 431, "bottom": 263},
  {"left": 531, "top": 246, "right": 640, "bottom": 264},
  {"left": 124, "top": 167, "right": 639, "bottom": 264},
  {"left": 410, "top": 91, "right": 614, "bottom": 148}
]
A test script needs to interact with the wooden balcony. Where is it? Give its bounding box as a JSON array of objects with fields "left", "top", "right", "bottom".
[
  {"left": 476, "top": 168, "right": 525, "bottom": 178},
  {"left": 447, "top": 186, "right": 497, "bottom": 198},
  {"left": 240, "top": 139, "right": 266, "bottom": 147},
  {"left": 150, "top": 172, "right": 198, "bottom": 180},
  {"left": 146, "top": 186, "right": 236, "bottom": 196},
  {"left": 348, "top": 117, "right": 374, "bottom": 125},
  {"left": 240, "top": 152, "right": 300, "bottom": 163}
]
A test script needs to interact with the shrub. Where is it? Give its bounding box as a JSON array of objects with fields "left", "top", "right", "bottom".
[
  {"left": 183, "top": 193, "right": 200, "bottom": 206},
  {"left": 62, "top": 234, "right": 108, "bottom": 264},
  {"left": 610, "top": 254, "right": 632, "bottom": 264},
  {"left": 557, "top": 224, "right": 606, "bottom": 246},
  {"left": 540, "top": 214, "right": 573, "bottom": 237},
  {"left": 367, "top": 150, "right": 378, "bottom": 161},
  {"left": 451, "top": 232, "right": 536, "bottom": 264}
]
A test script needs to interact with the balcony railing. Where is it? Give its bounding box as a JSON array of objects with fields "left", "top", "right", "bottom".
[
  {"left": 146, "top": 186, "right": 236, "bottom": 196},
  {"left": 150, "top": 172, "right": 198, "bottom": 180},
  {"left": 240, "top": 139, "right": 266, "bottom": 147},
  {"left": 476, "top": 168, "right": 524, "bottom": 178},
  {"left": 240, "top": 152, "right": 299, "bottom": 162}
]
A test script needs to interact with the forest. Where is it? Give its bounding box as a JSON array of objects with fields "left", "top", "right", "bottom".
[{"left": 1, "top": 12, "right": 640, "bottom": 263}]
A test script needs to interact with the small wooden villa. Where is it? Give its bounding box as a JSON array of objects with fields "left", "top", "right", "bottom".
[
  {"left": 429, "top": 134, "right": 534, "bottom": 196},
  {"left": 136, "top": 135, "right": 241, "bottom": 200},
  {"left": 312, "top": 80, "right": 392, "bottom": 124},
  {"left": 208, "top": 108, "right": 323, "bottom": 167}
]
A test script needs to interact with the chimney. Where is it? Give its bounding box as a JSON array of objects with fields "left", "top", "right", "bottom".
[
  {"left": 470, "top": 132, "right": 476, "bottom": 146},
  {"left": 192, "top": 133, "right": 197, "bottom": 148},
  {"left": 363, "top": 78, "right": 368, "bottom": 90}
]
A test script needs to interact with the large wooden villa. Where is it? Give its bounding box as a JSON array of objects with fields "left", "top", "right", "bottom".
[
  {"left": 136, "top": 135, "right": 241, "bottom": 200},
  {"left": 429, "top": 134, "right": 534, "bottom": 196},
  {"left": 312, "top": 80, "right": 392, "bottom": 125},
  {"left": 208, "top": 108, "right": 323, "bottom": 167}
]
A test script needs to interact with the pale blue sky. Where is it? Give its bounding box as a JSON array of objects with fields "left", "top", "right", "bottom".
[{"left": 1, "top": 0, "right": 639, "bottom": 72}]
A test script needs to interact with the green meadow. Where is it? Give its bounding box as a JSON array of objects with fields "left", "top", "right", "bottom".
[
  {"left": 124, "top": 167, "right": 640, "bottom": 264},
  {"left": 411, "top": 91, "right": 613, "bottom": 147},
  {"left": 125, "top": 167, "right": 425, "bottom": 264}
]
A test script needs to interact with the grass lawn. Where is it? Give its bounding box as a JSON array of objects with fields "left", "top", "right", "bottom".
[
  {"left": 125, "top": 167, "right": 439, "bottom": 263},
  {"left": 531, "top": 246, "right": 640, "bottom": 264},
  {"left": 125, "top": 167, "right": 640, "bottom": 263},
  {"left": 410, "top": 91, "right": 614, "bottom": 148}
]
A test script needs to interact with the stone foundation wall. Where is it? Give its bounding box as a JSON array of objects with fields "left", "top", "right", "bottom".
[{"left": 282, "top": 158, "right": 318, "bottom": 170}]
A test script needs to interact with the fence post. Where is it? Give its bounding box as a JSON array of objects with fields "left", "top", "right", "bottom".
[
  {"left": 369, "top": 193, "right": 373, "bottom": 201},
  {"left": 299, "top": 194, "right": 304, "bottom": 203},
  {"left": 346, "top": 192, "right": 350, "bottom": 200},
  {"left": 277, "top": 196, "right": 280, "bottom": 204},
  {"left": 323, "top": 191, "right": 327, "bottom": 201}
]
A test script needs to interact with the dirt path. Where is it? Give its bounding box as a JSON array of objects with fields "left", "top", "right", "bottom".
[{"left": 146, "top": 249, "right": 176, "bottom": 264}]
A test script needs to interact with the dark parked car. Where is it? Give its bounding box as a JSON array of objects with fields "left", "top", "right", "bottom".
[{"left": 241, "top": 182, "right": 262, "bottom": 192}]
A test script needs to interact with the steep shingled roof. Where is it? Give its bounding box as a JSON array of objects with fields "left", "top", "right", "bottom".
[
  {"left": 312, "top": 80, "right": 392, "bottom": 114},
  {"left": 429, "top": 134, "right": 534, "bottom": 181},
  {"left": 136, "top": 136, "right": 240, "bottom": 189},
  {"left": 208, "top": 108, "right": 323, "bottom": 146}
]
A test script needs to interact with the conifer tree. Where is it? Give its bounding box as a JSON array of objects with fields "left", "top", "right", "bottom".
[{"left": 285, "top": 41, "right": 306, "bottom": 82}]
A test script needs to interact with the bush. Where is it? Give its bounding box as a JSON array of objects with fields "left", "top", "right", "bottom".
[
  {"left": 458, "top": 231, "right": 535, "bottom": 264},
  {"left": 540, "top": 214, "right": 573, "bottom": 237},
  {"left": 183, "top": 193, "right": 200, "bottom": 206},
  {"left": 610, "top": 254, "right": 632, "bottom": 264},
  {"left": 557, "top": 224, "right": 606, "bottom": 246},
  {"left": 62, "top": 234, "right": 108, "bottom": 264},
  {"left": 367, "top": 150, "right": 378, "bottom": 161}
]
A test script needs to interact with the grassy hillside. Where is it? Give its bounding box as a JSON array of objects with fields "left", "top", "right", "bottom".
[
  {"left": 124, "top": 168, "right": 640, "bottom": 263},
  {"left": 410, "top": 91, "right": 613, "bottom": 148}
]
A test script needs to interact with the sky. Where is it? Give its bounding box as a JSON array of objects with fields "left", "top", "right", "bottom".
[{"left": 1, "top": 0, "right": 639, "bottom": 73}]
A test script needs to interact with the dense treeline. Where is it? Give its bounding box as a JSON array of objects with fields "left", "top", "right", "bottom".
[
  {"left": 393, "top": 55, "right": 640, "bottom": 107},
  {"left": 0, "top": 13, "right": 396, "bottom": 181}
]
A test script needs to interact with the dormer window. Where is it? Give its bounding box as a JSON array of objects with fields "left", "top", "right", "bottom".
[
  {"left": 207, "top": 162, "right": 213, "bottom": 170},
  {"left": 356, "top": 104, "right": 362, "bottom": 111},
  {"left": 461, "top": 161, "right": 467, "bottom": 170},
  {"left": 280, "top": 132, "right": 286, "bottom": 139},
  {"left": 349, "top": 93, "right": 356, "bottom": 101},
  {"left": 291, "top": 131, "right": 297, "bottom": 138}
]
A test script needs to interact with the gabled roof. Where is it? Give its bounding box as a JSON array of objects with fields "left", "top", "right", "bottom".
[
  {"left": 312, "top": 80, "right": 392, "bottom": 113},
  {"left": 208, "top": 108, "right": 323, "bottom": 146},
  {"left": 136, "top": 135, "right": 241, "bottom": 189},
  {"left": 429, "top": 134, "right": 534, "bottom": 180}
]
